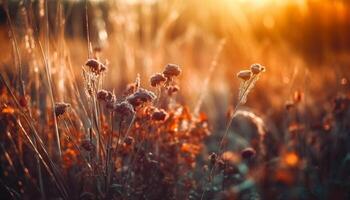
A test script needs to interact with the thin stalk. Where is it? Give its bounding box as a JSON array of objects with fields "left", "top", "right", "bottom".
[
  {"left": 17, "top": 120, "right": 68, "bottom": 200},
  {"left": 3, "top": 3, "right": 25, "bottom": 97},
  {"left": 113, "top": 117, "right": 123, "bottom": 181},
  {"left": 200, "top": 74, "right": 257, "bottom": 200},
  {"left": 85, "top": 0, "right": 91, "bottom": 58},
  {"left": 193, "top": 39, "right": 226, "bottom": 116},
  {"left": 0, "top": 74, "right": 68, "bottom": 199},
  {"left": 38, "top": 41, "right": 62, "bottom": 157},
  {"left": 105, "top": 112, "right": 114, "bottom": 193},
  {"left": 6, "top": 131, "right": 39, "bottom": 190},
  {"left": 34, "top": 138, "right": 46, "bottom": 200},
  {"left": 63, "top": 120, "right": 93, "bottom": 171}
]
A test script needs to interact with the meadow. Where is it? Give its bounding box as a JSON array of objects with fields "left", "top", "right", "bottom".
[{"left": 0, "top": 0, "right": 349, "bottom": 199}]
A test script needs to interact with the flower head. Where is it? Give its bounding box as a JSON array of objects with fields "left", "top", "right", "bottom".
[
  {"left": 85, "top": 59, "right": 107, "bottom": 75},
  {"left": 209, "top": 152, "right": 217, "bottom": 165},
  {"left": 151, "top": 109, "right": 168, "bottom": 121},
  {"left": 97, "top": 89, "right": 109, "bottom": 101},
  {"left": 114, "top": 101, "right": 135, "bottom": 116},
  {"left": 127, "top": 88, "right": 156, "bottom": 108},
  {"left": 81, "top": 139, "right": 95, "bottom": 151},
  {"left": 240, "top": 147, "right": 256, "bottom": 160},
  {"left": 124, "top": 136, "right": 134, "bottom": 145},
  {"left": 55, "top": 102, "right": 70, "bottom": 117},
  {"left": 250, "top": 63, "right": 265, "bottom": 74},
  {"left": 237, "top": 70, "right": 252, "bottom": 81},
  {"left": 163, "top": 63, "right": 181, "bottom": 78},
  {"left": 150, "top": 73, "right": 166, "bottom": 87}
]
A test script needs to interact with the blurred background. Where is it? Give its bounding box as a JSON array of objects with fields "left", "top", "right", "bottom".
[{"left": 0, "top": 0, "right": 349, "bottom": 129}]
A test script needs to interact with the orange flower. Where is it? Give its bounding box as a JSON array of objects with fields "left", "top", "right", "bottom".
[
  {"left": 2, "top": 106, "right": 15, "bottom": 114},
  {"left": 275, "top": 169, "right": 295, "bottom": 185},
  {"left": 62, "top": 149, "right": 77, "bottom": 168},
  {"left": 180, "top": 143, "right": 200, "bottom": 155},
  {"left": 284, "top": 152, "right": 299, "bottom": 167}
]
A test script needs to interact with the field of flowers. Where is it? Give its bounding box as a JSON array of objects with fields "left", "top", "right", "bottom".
[{"left": 0, "top": 0, "right": 349, "bottom": 199}]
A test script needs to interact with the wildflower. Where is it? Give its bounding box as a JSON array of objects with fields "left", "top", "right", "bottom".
[
  {"left": 124, "top": 75, "right": 141, "bottom": 96},
  {"left": 62, "top": 148, "right": 77, "bottom": 168},
  {"left": 97, "top": 89, "right": 109, "bottom": 101},
  {"left": 163, "top": 63, "right": 181, "bottom": 78},
  {"left": 127, "top": 88, "right": 156, "bottom": 108},
  {"left": 114, "top": 101, "right": 135, "bottom": 116},
  {"left": 85, "top": 59, "right": 106, "bottom": 74},
  {"left": 151, "top": 109, "right": 168, "bottom": 121},
  {"left": 222, "top": 151, "right": 240, "bottom": 165},
  {"left": 284, "top": 152, "right": 299, "bottom": 167},
  {"left": 237, "top": 70, "right": 252, "bottom": 81},
  {"left": 250, "top": 63, "right": 265, "bottom": 74},
  {"left": 81, "top": 139, "right": 95, "bottom": 151},
  {"left": 124, "top": 136, "right": 134, "bottom": 145},
  {"left": 105, "top": 91, "right": 114, "bottom": 102},
  {"left": 150, "top": 73, "right": 166, "bottom": 87},
  {"left": 237, "top": 65, "right": 266, "bottom": 104},
  {"left": 98, "top": 91, "right": 116, "bottom": 111},
  {"left": 240, "top": 147, "right": 256, "bottom": 160},
  {"left": 19, "top": 96, "right": 29, "bottom": 108},
  {"left": 55, "top": 102, "right": 70, "bottom": 117},
  {"left": 124, "top": 83, "right": 137, "bottom": 96},
  {"left": 180, "top": 143, "right": 200, "bottom": 155},
  {"left": 106, "top": 101, "right": 116, "bottom": 111},
  {"left": 209, "top": 152, "right": 217, "bottom": 165},
  {"left": 1, "top": 106, "right": 15, "bottom": 114}
]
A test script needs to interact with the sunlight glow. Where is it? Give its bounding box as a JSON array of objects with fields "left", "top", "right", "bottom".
[{"left": 237, "top": 0, "right": 307, "bottom": 7}]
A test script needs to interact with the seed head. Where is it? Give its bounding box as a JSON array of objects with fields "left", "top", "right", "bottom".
[
  {"left": 163, "top": 63, "right": 181, "bottom": 78},
  {"left": 124, "top": 83, "right": 137, "bottom": 96},
  {"left": 124, "top": 136, "right": 134, "bottom": 145},
  {"left": 105, "top": 91, "right": 115, "bottom": 102},
  {"left": 237, "top": 70, "right": 252, "bottom": 81},
  {"left": 151, "top": 109, "right": 168, "bottom": 121},
  {"left": 150, "top": 73, "right": 166, "bottom": 87},
  {"left": 55, "top": 102, "right": 70, "bottom": 117},
  {"left": 114, "top": 101, "right": 135, "bottom": 116},
  {"left": 250, "top": 63, "right": 265, "bottom": 74},
  {"left": 85, "top": 59, "right": 107, "bottom": 74},
  {"left": 81, "top": 139, "right": 95, "bottom": 151},
  {"left": 97, "top": 90, "right": 109, "bottom": 101},
  {"left": 209, "top": 152, "right": 217, "bottom": 165},
  {"left": 127, "top": 88, "right": 156, "bottom": 108},
  {"left": 240, "top": 147, "right": 256, "bottom": 160},
  {"left": 19, "top": 95, "right": 29, "bottom": 108},
  {"left": 97, "top": 90, "right": 116, "bottom": 110}
]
